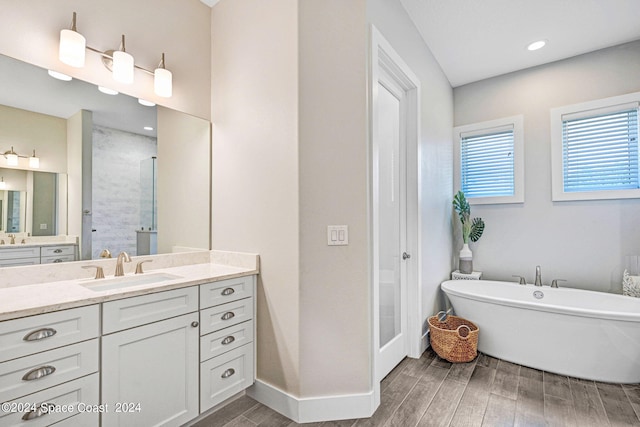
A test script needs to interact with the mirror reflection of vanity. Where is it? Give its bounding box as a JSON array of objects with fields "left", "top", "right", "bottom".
[{"left": 0, "top": 53, "right": 211, "bottom": 265}]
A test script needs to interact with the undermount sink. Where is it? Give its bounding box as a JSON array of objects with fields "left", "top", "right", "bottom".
[{"left": 80, "top": 273, "right": 182, "bottom": 292}]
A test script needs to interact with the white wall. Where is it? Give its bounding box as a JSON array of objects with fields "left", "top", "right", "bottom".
[
  {"left": 298, "top": 0, "right": 369, "bottom": 397},
  {"left": 0, "top": 0, "right": 211, "bottom": 119},
  {"left": 0, "top": 105, "right": 67, "bottom": 173},
  {"left": 367, "top": 0, "right": 455, "bottom": 333},
  {"left": 454, "top": 41, "right": 640, "bottom": 292},
  {"left": 211, "top": 0, "right": 301, "bottom": 395}
]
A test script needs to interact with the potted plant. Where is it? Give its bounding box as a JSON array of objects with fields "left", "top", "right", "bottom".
[{"left": 453, "top": 190, "right": 485, "bottom": 274}]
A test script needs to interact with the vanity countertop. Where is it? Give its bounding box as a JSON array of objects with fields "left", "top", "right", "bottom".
[
  {"left": 0, "top": 254, "right": 259, "bottom": 322},
  {"left": 0, "top": 241, "right": 77, "bottom": 249}
]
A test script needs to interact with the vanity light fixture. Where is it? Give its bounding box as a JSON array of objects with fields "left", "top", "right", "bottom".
[
  {"left": 527, "top": 40, "right": 547, "bottom": 51},
  {"left": 47, "top": 70, "right": 72, "bottom": 81},
  {"left": 0, "top": 178, "right": 5, "bottom": 190},
  {"left": 4, "top": 147, "right": 18, "bottom": 166},
  {"left": 112, "top": 35, "right": 134, "bottom": 84},
  {"left": 57, "top": 12, "right": 174, "bottom": 97},
  {"left": 59, "top": 12, "right": 86, "bottom": 68},
  {"left": 143, "top": 126, "right": 154, "bottom": 131},
  {"left": 138, "top": 99, "right": 156, "bottom": 107},
  {"left": 29, "top": 150, "right": 40, "bottom": 169},
  {"left": 3, "top": 147, "right": 40, "bottom": 169}
]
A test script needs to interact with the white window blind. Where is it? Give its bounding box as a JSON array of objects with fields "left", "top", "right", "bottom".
[
  {"left": 562, "top": 106, "right": 639, "bottom": 193},
  {"left": 460, "top": 127, "right": 515, "bottom": 198}
]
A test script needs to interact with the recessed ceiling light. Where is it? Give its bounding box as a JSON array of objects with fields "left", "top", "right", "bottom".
[
  {"left": 144, "top": 126, "right": 154, "bottom": 131},
  {"left": 138, "top": 99, "right": 156, "bottom": 107},
  {"left": 527, "top": 40, "right": 547, "bottom": 51},
  {"left": 47, "top": 70, "right": 72, "bottom": 81},
  {"left": 98, "top": 86, "right": 119, "bottom": 95}
]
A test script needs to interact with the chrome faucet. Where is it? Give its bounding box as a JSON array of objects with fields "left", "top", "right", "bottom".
[
  {"left": 8, "top": 234, "right": 15, "bottom": 245},
  {"left": 115, "top": 251, "right": 131, "bottom": 277},
  {"left": 534, "top": 265, "right": 542, "bottom": 286}
]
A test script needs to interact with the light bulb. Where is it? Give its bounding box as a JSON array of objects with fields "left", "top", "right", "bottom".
[
  {"left": 154, "top": 67, "right": 172, "bottom": 98},
  {"left": 113, "top": 50, "right": 134, "bottom": 84}
]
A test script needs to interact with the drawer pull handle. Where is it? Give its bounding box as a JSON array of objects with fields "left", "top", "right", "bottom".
[
  {"left": 22, "top": 365, "right": 56, "bottom": 381},
  {"left": 23, "top": 328, "right": 57, "bottom": 342},
  {"left": 22, "top": 403, "right": 49, "bottom": 421},
  {"left": 191, "top": 321, "right": 199, "bottom": 328},
  {"left": 222, "top": 336, "right": 235, "bottom": 345},
  {"left": 221, "top": 368, "right": 236, "bottom": 379},
  {"left": 221, "top": 288, "right": 235, "bottom": 296},
  {"left": 53, "top": 259, "right": 63, "bottom": 263},
  {"left": 53, "top": 249, "right": 63, "bottom": 253},
  {"left": 221, "top": 312, "right": 235, "bottom": 321}
]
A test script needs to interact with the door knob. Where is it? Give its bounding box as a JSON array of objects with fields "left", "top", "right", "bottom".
[{"left": 402, "top": 252, "right": 411, "bottom": 260}]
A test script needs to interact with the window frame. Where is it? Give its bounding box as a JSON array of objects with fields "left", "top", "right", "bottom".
[
  {"left": 550, "top": 92, "right": 640, "bottom": 201},
  {"left": 453, "top": 115, "right": 525, "bottom": 205}
]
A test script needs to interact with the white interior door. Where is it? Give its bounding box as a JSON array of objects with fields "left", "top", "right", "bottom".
[{"left": 374, "top": 67, "right": 409, "bottom": 381}]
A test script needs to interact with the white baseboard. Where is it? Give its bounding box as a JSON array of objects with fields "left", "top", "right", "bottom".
[
  {"left": 422, "top": 330, "right": 430, "bottom": 353},
  {"left": 247, "top": 380, "right": 377, "bottom": 423}
]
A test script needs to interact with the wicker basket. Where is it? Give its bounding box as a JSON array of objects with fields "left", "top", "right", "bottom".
[{"left": 428, "top": 313, "right": 479, "bottom": 363}]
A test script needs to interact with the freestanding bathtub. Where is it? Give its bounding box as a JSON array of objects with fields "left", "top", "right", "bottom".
[{"left": 441, "top": 279, "right": 640, "bottom": 383}]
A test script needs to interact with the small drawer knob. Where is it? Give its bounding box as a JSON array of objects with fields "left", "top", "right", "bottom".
[{"left": 191, "top": 321, "right": 199, "bottom": 328}]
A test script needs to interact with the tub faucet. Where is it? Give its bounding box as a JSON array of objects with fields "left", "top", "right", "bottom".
[
  {"left": 534, "top": 265, "right": 542, "bottom": 286},
  {"left": 115, "top": 251, "right": 131, "bottom": 277}
]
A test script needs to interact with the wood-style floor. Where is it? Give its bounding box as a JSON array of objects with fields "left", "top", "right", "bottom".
[{"left": 191, "top": 348, "right": 640, "bottom": 427}]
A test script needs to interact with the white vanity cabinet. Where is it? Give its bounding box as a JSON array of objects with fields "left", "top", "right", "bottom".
[
  {"left": 100, "top": 287, "right": 200, "bottom": 427},
  {"left": 199, "top": 275, "right": 255, "bottom": 412},
  {"left": 0, "top": 305, "right": 100, "bottom": 427},
  {"left": 0, "top": 244, "right": 77, "bottom": 267}
]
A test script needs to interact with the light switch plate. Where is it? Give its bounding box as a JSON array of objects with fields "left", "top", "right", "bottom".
[{"left": 327, "top": 225, "right": 348, "bottom": 246}]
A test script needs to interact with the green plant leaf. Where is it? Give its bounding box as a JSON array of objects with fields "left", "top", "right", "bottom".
[
  {"left": 469, "top": 217, "right": 485, "bottom": 242},
  {"left": 452, "top": 190, "right": 470, "bottom": 222}
]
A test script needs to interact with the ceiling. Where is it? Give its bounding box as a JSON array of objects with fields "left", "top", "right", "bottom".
[
  {"left": 400, "top": 0, "right": 640, "bottom": 87},
  {"left": 0, "top": 54, "right": 157, "bottom": 138}
]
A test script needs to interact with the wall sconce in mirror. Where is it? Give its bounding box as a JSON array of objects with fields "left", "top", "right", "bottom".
[
  {"left": 57, "top": 12, "right": 173, "bottom": 98},
  {"left": 3, "top": 147, "right": 40, "bottom": 169},
  {"left": 0, "top": 177, "right": 6, "bottom": 190}
]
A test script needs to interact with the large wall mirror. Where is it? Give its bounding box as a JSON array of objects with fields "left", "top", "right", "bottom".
[{"left": 0, "top": 53, "right": 211, "bottom": 261}]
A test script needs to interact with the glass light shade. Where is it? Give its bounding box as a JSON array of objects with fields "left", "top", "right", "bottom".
[
  {"left": 59, "top": 29, "right": 86, "bottom": 68},
  {"left": 113, "top": 50, "right": 134, "bottom": 84},
  {"left": 98, "top": 86, "right": 119, "bottom": 95},
  {"left": 0, "top": 180, "right": 5, "bottom": 190},
  {"left": 138, "top": 99, "right": 156, "bottom": 107},
  {"left": 527, "top": 40, "right": 546, "bottom": 51},
  {"left": 154, "top": 67, "right": 172, "bottom": 98},
  {"left": 29, "top": 155, "right": 40, "bottom": 169},
  {"left": 6, "top": 153, "right": 18, "bottom": 166},
  {"left": 47, "top": 70, "right": 72, "bottom": 81}
]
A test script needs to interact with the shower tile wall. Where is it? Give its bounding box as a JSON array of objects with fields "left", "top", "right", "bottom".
[{"left": 92, "top": 125, "right": 157, "bottom": 259}]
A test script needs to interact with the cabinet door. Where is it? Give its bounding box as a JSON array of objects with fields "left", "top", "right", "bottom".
[{"left": 101, "top": 313, "right": 199, "bottom": 427}]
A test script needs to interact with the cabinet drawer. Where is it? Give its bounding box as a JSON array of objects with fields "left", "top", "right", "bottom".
[
  {"left": 102, "top": 286, "right": 198, "bottom": 334},
  {"left": 200, "top": 320, "right": 253, "bottom": 362},
  {"left": 41, "top": 255, "right": 75, "bottom": 264},
  {"left": 41, "top": 246, "right": 75, "bottom": 257},
  {"left": 50, "top": 410, "right": 98, "bottom": 426},
  {"left": 0, "top": 258, "right": 39, "bottom": 267},
  {"left": 200, "top": 276, "right": 254, "bottom": 309},
  {"left": 0, "top": 339, "right": 98, "bottom": 403},
  {"left": 200, "top": 344, "right": 254, "bottom": 412},
  {"left": 0, "top": 306, "right": 99, "bottom": 363},
  {"left": 0, "top": 247, "right": 40, "bottom": 260},
  {"left": 200, "top": 298, "right": 253, "bottom": 336},
  {"left": 0, "top": 373, "right": 98, "bottom": 427}
]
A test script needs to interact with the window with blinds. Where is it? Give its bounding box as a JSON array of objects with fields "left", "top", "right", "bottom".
[
  {"left": 460, "top": 128, "right": 515, "bottom": 198},
  {"left": 562, "top": 107, "right": 639, "bottom": 193},
  {"left": 551, "top": 94, "right": 640, "bottom": 201}
]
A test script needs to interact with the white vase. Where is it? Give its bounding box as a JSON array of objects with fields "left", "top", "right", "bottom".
[{"left": 459, "top": 243, "right": 473, "bottom": 274}]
